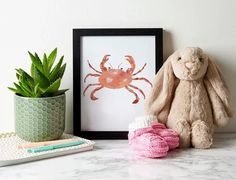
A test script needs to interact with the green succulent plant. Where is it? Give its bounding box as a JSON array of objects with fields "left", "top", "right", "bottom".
[{"left": 8, "top": 48, "right": 68, "bottom": 97}]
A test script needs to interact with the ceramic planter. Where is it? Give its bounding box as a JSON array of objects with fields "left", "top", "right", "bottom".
[{"left": 14, "top": 93, "right": 65, "bottom": 142}]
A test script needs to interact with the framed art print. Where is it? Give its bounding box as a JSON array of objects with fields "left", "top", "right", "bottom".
[{"left": 73, "top": 28, "right": 163, "bottom": 139}]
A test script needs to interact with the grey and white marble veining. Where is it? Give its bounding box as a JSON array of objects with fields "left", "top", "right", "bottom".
[{"left": 0, "top": 133, "right": 236, "bottom": 180}]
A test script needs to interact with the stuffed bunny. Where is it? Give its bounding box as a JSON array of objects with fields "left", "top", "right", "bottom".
[{"left": 145, "top": 47, "right": 232, "bottom": 149}]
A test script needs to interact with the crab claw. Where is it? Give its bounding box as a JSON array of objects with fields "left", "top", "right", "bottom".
[
  {"left": 100, "top": 54, "right": 111, "bottom": 72},
  {"left": 125, "top": 55, "right": 136, "bottom": 74}
]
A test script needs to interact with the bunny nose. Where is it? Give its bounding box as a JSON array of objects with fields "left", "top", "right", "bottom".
[{"left": 185, "top": 62, "right": 194, "bottom": 70}]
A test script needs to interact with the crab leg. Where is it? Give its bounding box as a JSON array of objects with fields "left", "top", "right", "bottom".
[
  {"left": 125, "top": 55, "right": 136, "bottom": 74},
  {"left": 83, "top": 83, "right": 100, "bottom": 96},
  {"left": 90, "top": 86, "right": 104, "bottom": 100},
  {"left": 128, "top": 84, "right": 145, "bottom": 99},
  {"left": 125, "top": 86, "right": 139, "bottom": 104},
  {"left": 100, "top": 55, "right": 111, "bottom": 72},
  {"left": 84, "top": 73, "right": 100, "bottom": 83},
  {"left": 87, "top": 60, "right": 102, "bottom": 74},
  {"left": 132, "top": 77, "right": 153, "bottom": 87},
  {"left": 132, "top": 63, "right": 147, "bottom": 76}
]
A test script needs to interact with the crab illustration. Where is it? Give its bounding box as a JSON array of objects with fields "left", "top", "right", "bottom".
[{"left": 83, "top": 54, "right": 153, "bottom": 104}]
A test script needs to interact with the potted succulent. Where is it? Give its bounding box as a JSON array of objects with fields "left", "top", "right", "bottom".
[{"left": 8, "top": 48, "right": 68, "bottom": 142}]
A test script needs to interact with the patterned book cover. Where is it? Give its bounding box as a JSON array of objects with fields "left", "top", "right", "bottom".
[{"left": 0, "top": 133, "right": 95, "bottom": 167}]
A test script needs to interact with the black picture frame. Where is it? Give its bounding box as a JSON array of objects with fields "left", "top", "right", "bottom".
[{"left": 73, "top": 28, "right": 163, "bottom": 139}]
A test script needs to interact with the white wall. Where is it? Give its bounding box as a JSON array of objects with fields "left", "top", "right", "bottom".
[{"left": 0, "top": 0, "right": 235, "bottom": 133}]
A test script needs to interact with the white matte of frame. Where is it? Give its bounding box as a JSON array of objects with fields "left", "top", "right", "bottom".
[{"left": 81, "top": 36, "right": 156, "bottom": 131}]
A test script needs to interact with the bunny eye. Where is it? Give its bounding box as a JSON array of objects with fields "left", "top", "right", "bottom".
[
  {"left": 199, "top": 57, "right": 203, "bottom": 62},
  {"left": 108, "top": 67, "right": 111, "bottom": 69},
  {"left": 177, "top": 57, "right": 181, "bottom": 61},
  {"left": 120, "top": 68, "right": 123, "bottom": 70}
]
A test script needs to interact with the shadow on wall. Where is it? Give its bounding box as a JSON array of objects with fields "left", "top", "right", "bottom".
[{"left": 163, "top": 30, "right": 175, "bottom": 61}]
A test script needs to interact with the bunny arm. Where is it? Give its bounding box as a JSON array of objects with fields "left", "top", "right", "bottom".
[{"left": 204, "top": 79, "right": 232, "bottom": 127}]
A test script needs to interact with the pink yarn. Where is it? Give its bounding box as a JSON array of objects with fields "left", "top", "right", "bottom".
[
  {"left": 129, "top": 131, "right": 169, "bottom": 158},
  {"left": 128, "top": 122, "right": 179, "bottom": 158},
  {"left": 151, "top": 122, "right": 179, "bottom": 150}
]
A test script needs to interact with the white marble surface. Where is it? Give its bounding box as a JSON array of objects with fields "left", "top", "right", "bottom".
[{"left": 0, "top": 133, "right": 236, "bottom": 180}]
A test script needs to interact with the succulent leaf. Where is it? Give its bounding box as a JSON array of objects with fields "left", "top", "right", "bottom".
[
  {"left": 17, "top": 69, "right": 34, "bottom": 88},
  {"left": 48, "top": 48, "right": 57, "bottom": 71},
  {"left": 28, "top": 52, "right": 44, "bottom": 73},
  {"left": 53, "top": 89, "right": 69, "bottom": 96},
  {"left": 19, "top": 82, "right": 33, "bottom": 97},
  {"left": 14, "top": 83, "right": 28, "bottom": 97},
  {"left": 43, "top": 53, "right": 49, "bottom": 77},
  {"left": 31, "top": 64, "right": 35, "bottom": 78},
  {"left": 16, "top": 73, "right": 20, "bottom": 80},
  {"left": 34, "top": 68, "right": 50, "bottom": 89},
  {"left": 34, "top": 83, "right": 41, "bottom": 97},
  {"left": 43, "top": 78, "right": 61, "bottom": 95},
  {"left": 58, "top": 63, "right": 66, "bottom": 79},
  {"left": 19, "top": 75, "right": 32, "bottom": 91},
  {"left": 49, "top": 55, "right": 63, "bottom": 82},
  {"left": 8, "top": 87, "right": 19, "bottom": 94}
]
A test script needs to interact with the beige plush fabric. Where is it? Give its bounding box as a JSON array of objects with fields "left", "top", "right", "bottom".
[{"left": 145, "top": 47, "right": 233, "bottom": 149}]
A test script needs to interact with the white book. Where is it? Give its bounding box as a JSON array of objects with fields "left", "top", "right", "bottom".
[{"left": 0, "top": 133, "right": 95, "bottom": 167}]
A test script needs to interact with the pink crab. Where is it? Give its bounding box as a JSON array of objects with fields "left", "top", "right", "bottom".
[{"left": 83, "top": 55, "right": 153, "bottom": 104}]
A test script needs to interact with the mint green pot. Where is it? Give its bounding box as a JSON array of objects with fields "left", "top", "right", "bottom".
[{"left": 14, "top": 93, "right": 65, "bottom": 142}]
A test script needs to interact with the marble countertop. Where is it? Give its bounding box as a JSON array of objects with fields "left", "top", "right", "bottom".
[{"left": 0, "top": 133, "right": 236, "bottom": 180}]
